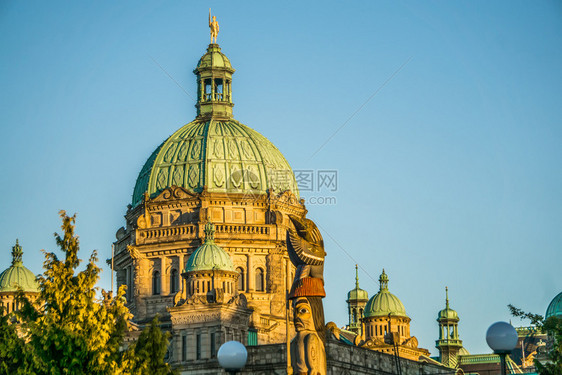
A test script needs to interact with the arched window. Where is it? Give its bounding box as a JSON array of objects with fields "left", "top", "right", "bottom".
[
  {"left": 236, "top": 267, "right": 245, "bottom": 291},
  {"left": 255, "top": 268, "right": 265, "bottom": 292},
  {"left": 152, "top": 271, "right": 161, "bottom": 295},
  {"left": 170, "top": 269, "right": 179, "bottom": 294}
]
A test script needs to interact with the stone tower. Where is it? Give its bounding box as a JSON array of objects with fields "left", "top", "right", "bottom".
[
  {"left": 113, "top": 41, "right": 311, "bottom": 347},
  {"left": 346, "top": 265, "right": 368, "bottom": 334},
  {"left": 436, "top": 287, "right": 463, "bottom": 368}
]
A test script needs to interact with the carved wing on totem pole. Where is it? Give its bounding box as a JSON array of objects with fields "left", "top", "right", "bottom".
[{"left": 286, "top": 215, "right": 326, "bottom": 284}]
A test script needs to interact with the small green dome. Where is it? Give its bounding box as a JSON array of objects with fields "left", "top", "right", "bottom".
[
  {"left": 132, "top": 119, "right": 299, "bottom": 207},
  {"left": 185, "top": 223, "right": 235, "bottom": 273},
  {"left": 364, "top": 269, "right": 407, "bottom": 318},
  {"left": 438, "top": 307, "right": 458, "bottom": 320},
  {"left": 348, "top": 287, "right": 369, "bottom": 301},
  {"left": 347, "top": 265, "right": 368, "bottom": 301},
  {"left": 0, "top": 240, "right": 39, "bottom": 293},
  {"left": 437, "top": 287, "right": 459, "bottom": 321},
  {"left": 546, "top": 291, "right": 562, "bottom": 319},
  {"left": 196, "top": 44, "right": 234, "bottom": 72}
]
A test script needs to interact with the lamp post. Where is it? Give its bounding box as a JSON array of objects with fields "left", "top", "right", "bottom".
[
  {"left": 486, "top": 321, "right": 518, "bottom": 375},
  {"left": 217, "top": 340, "right": 248, "bottom": 375}
]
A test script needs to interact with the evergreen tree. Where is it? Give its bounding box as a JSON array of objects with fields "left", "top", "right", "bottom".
[
  {"left": 119, "top": 316, "right": 176, "bottom": 375},
  {"left": 509, "top": 304, "right": 562, "bottom": 375},
  {"left": 0, "top": 211, "right": 174, "bottom": 374}
]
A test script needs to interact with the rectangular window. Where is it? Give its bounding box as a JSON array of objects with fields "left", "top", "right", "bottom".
[
  {"left": 248, "top": 329, "right": 258, "bottom": 346},
  {"left": 182, "top": 335, "right": 187, "bottom": 361},
  {"left": 210, "top": 332, "right": 216, "bottom": 358},
  {"left": 196, "top": 334, "right": 201, "bottom": 360}
]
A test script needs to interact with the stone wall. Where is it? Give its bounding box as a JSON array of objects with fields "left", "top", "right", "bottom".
[{"left": 177, "top": 338, "right": 451, "bottom": 375}]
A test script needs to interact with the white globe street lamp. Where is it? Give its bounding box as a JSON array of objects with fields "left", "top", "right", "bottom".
[
  {"left": 217, "top": 340, "right": 248, "bottom": 374},
  {"left": 486, "top": 321, "right": 518, "bottom": 375}
]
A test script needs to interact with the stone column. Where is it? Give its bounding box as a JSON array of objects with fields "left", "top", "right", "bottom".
[
  {"left": 162, "top": 256, "right": 171, "bottom": 295},
  {"left": 247, "top": 253, "right": 254, "bottom": 291}
]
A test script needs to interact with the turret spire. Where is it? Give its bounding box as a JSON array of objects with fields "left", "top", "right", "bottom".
[
  {"left": 11, "top": 239, "right": 23, "bottom": 266},
  {"left": 379, "top": 269, "right": 389, "bottom": 292},
  {"left": 204, "top": 222, "right": 216, "bottom": 243}
]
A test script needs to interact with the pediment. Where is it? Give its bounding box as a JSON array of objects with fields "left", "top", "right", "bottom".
[{"left": 151, "top": 185, "right": 198, "bottom": 203}]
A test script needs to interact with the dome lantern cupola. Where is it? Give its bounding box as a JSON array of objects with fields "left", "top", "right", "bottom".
[
  {"left": 436, "top": 287, "right": 464, "bottom": 368},
  {"left": 194, "top": 43, "right": 235, "bottom": 120}
]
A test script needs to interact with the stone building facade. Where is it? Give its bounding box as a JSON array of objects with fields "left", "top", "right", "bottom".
[{"left": 111, "top": 40, "right": 453, "bottom": 374}]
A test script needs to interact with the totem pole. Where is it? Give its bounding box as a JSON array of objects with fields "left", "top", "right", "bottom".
[{"left": 286, "top": 215, "right": 327, "bottom": 375}]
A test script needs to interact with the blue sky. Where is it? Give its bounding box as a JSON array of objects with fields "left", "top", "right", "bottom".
[{"left": 1, "top": 1, "right": 561, "bottom": 355}]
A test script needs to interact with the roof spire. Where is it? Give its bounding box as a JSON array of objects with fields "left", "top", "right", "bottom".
[
  {"left": 11, "top": 239, "right": 23, "bottom": 266},
  {"left": 379, "top": 269, "right": 389, "bottom": 292},
  {"left": 446, "top": 286, "right": 449, "bottom": 309},
  {"left": 355, "top": 264, "right": 359, "bottom": 289}
]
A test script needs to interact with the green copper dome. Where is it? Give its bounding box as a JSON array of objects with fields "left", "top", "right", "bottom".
[
  {"left": 438, "top": 287, "right": 459, "bottom": 321},
  {"left": 132, "top": 119, "right": 299, "bottom": 206},
  {"left": 196, "top": 44, "right": 233, "bottom": 71},
  {"left": 132, "top": 45, "right": 299, "bottom": 207},
  {"left": 347, "top": 265, "right": 368, "bottom": 301},
  {"left": 546, "top": 291, "right": 562, "bottom": 319},
  {"left": 364, "top": 269, "right": 407, "bottom": 318},
  {"left": 0, "top": 240, "right": 39, "bottom": 293},
  {"left": 185, "top": 223, "right": 235, "bottom": 273}
]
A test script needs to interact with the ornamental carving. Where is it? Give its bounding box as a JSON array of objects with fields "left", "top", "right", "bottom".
[
  {"left": 213, "top": 139, "right": 224, "bottom": 158},
  {"left": 152, "top": 185, "right": 196, "bottom": 202},
  {"left": 164, "top": 143, "right": 177, "bottom": 162},
  {"left": 172, "top": 167, "right": 184, "bottom": 186},
  {"left": 191, "top": 140, "right": 201, "bottom": 158},
  {"left": 126, "top": 245, "right": 143, "bottom": 260},
  {"left": 156, "top": 168, "right": 168, "bottom": 190},
  {"left": 213, "top": 165, "right": 225, "bottom": 187},
  {"left": 188, "top": 165, "right": 199, "bottom": 188},
  {"left": 177, "top": 142, "right": 188, "bottom": 160}
]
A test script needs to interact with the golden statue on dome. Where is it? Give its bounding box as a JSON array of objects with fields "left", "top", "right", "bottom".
[{"left": 209, "top": 8, "right": 219, "bottom": 44}]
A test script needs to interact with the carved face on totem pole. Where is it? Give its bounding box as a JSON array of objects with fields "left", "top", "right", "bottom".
[{"left": 294, "top": 297, "right": 315, "bottom": 332}]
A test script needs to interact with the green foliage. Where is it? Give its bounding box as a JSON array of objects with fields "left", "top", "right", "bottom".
[
  {"left": 0, "top": 211, "right": 174, "bottom": 374},
  {"left": 0, "top": 305, "right": 32, "bottom": 375},
  {"left": 118, "top": 317, "right": 176, "bottom": 375},
  {"left": 509, "top": 304, "right": 562, "bottom": 375}
]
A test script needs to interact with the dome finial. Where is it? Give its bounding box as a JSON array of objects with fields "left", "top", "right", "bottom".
[
  {"left": 379, "top": 269, "right": 389, "bottom": 292},
  {"left": 11, "top": 239, "right": 23, "bottom": 266},
  {"left": 209, "top": 8, "right": 219, "bottom": 44},
  {"left": 204, "top": 222, "right": 216, "bottom": 243},
  {"left": 355, "top": 264, "right": 359, "bottom": 289},
  {"left": 445, "top": 286, "right": 449, "bottom": 309}
]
